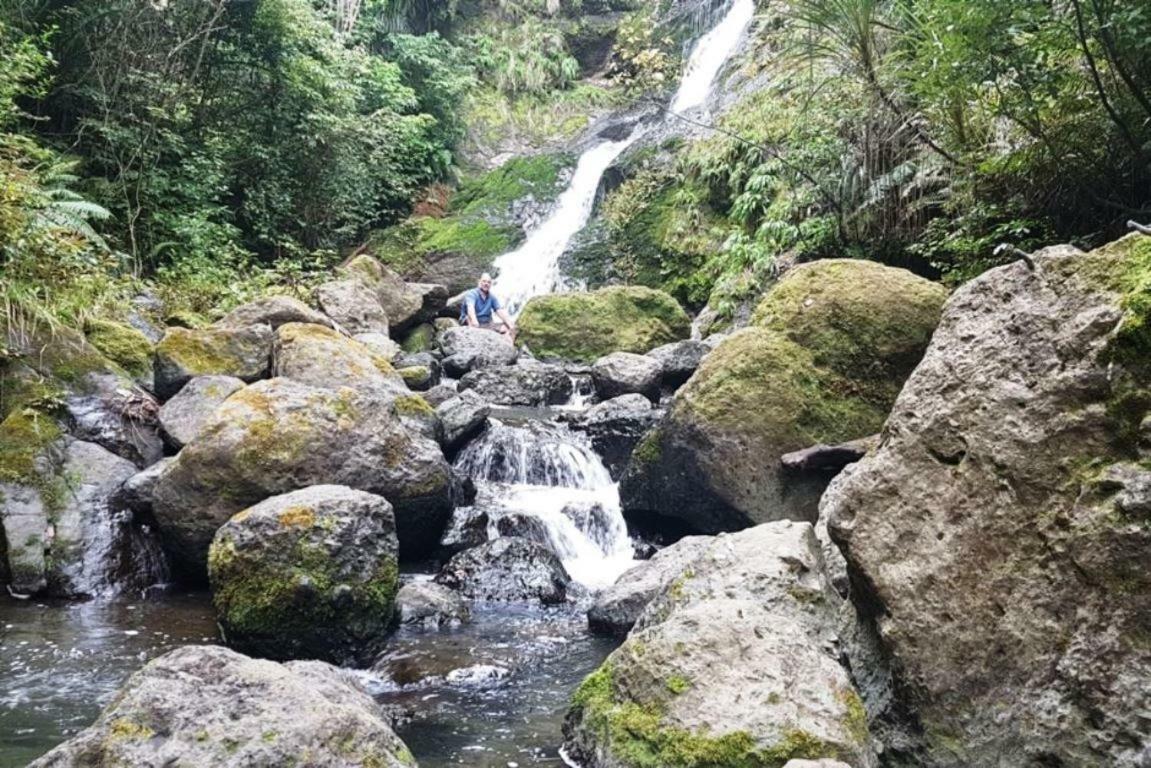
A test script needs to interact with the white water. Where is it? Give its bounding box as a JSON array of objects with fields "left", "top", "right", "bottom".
[
  {"left": 491, "top": 0, "right": 755, "bottom": 315},
  {"left": 455, "top": 420, "right": 636, "bottom": 589}
]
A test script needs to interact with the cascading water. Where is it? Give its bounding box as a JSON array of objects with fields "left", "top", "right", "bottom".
[
  {"left": 454, "top": 420, "right": 635, "bottom": 589},
  {"left": 491, "top": 0, "right": 757, "bottom": 315}
]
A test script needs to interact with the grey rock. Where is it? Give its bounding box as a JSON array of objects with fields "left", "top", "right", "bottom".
[
  {"left": 436, "top": 391, "right": 490, "bottom": 452},
  {"left": 397, "top": 366, "right": 435, "bottom": 392},
  {"left": 564, "top": 522, "right": 874, "bottom": 767},
  {"left": 591, "top": 352, "right": 663, "bottom": 402},
  {"left": 780, "top": 435, "right": 877, "bottom": 475},
  {"left": 216, "top": 295, "right": 334, "bottom": 331},
  {"left": 158, "top": 375, "right": 245, "bottom": 450},
  {"left": 272, "top": 322, "right": 404, "bottom": 396},
  {"left": 315, "top": 278, "right": 389, "bottom": 335},
  {"left": 493, "top": 513, "right": 552, "bottom": 547},
  {"left": 586, "top": 535, "right": 711, "bottom": 637},
  {"left": 209, "top": 486, "right": 399, "bottom": 664},
  {"left": 353, "top": 332, "right": 402, "bottom": 362},
  {"left": 436, "top": 506, "right": 489, "bottom": 559},
  {"left": 645, "top": 339, "right": 710, "bottom": 388},
  {"left": 822, "top": 237, "right": 1151, "bottom": 767},
  {"left": 395, "top": 581, "right": 471, "bottom": 627},
  {"left": 119, "top": 457, "right": 177, "bottom": 514},
  {"left": 341, "top": 255, "right": 444, "bottom": 332},
  {"left": 572, "top": 394, "right": 658, "bottom": 480},
  {"left": 439, "top": 326, "right": 518, "bottom": 377},
  {"left": 152, "top": 378, "right": 453, "bottom": 573},
  {"left": 28, "top": 645, "right": 414, "bottom": 768},
  {"left": 435, "top": 537, "right": 569, "bottom": 604},
  {"left": 457, "top": 361, "right": 573, "bottom": 407},
  {"left": 422, "top": 384, "right": 461, "bottom": 408},
  {"left": 154, "top": 325, "right": 273, "bottom": 400}
]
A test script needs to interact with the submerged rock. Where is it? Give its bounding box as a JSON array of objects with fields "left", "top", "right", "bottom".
[
  {"left": 591, "top": 352, "right": 663, "bottom": 402},
  {"left": 28, "top": 645, "right": 415, "bottom": 767},
  {"left": 564, "top": 522, "right": 873, "bottom": 768},
  {"left": 457, "top": 361, "right": 573, "bottom": 406},
  {"left": 517, "top": 286, "right": 691, "bottom": 362},
  {"left": 394, "top": 581, "right": 471, "bottom": 627},
  {"left": 151, "top": 378, "right": 453, "bottom": 574},
  {"left": 209, "top": 485, "right": 400, "bottom": 664},
  {"left": 158, "top": 375, "right": 245, "bottom": 450},
  {"left": 435, "top": 537, "right": 570, "bottom": 604},
  {"left": 153, "top": 325, "right": 273, "bottom": 400},
  {"left": 216, "top": 295, "right": 333, "bottom": 331},
  {"left": 823, "top": 236, "right": 1151, "bottom": 766},
  {"left": 621, "top": 260, "right": 946, "bottom": 534}
]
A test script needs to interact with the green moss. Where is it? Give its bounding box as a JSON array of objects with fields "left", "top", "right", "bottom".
[
  {"left": 398, "top": 366, "right": 431, "bottom": 388},
  {"left": 401, "top": 324, "right": 435, "bottom": 354},
  {"left": 838, "top": 688, "right": 869, "bottom": 745},
  {"left": 164, "top": 310, "right": 209, "bottom": 329},
  {"left": 393, "top": 394, "right": 434, "bottom": 417},
  {"left": 108, "top": 717, "right": 154, "bottom": 743},
  {"left": 631, "top": 428, "right": 664, "bottom": 467},
  {"left": 156, "top": 327, "right": 250, "bottom": 378},
  {"left": 452, "top": 154, "right": 571, "bottom": 216},
  {"left": 571, "top": 662, "right": 842, "bottom": 768},
  {"left": 83, "top": 319, "right": 154, "bottom": 378},
  {"left": 420, "top": 217, "right": 516, "bottom": 258},
  {"left": 0, "top": 408, "right": 63, "bottom": 485},
  {"left": 518, "top": 286, "right": 691, "bottom": 362},
  {"left": 666, "top": 675, "right": 691, "bottom": 695}
]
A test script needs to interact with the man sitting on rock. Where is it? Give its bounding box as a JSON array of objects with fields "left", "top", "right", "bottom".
[{"left": 459, "top": 272, "right": 516, "bottom": 341}]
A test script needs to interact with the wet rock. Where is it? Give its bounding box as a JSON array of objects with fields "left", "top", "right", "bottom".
[
  {"left": 573, "top": 394, "right": 657, "bottom": 479},
  {"left": 65, "top": 376, "right": 164, "bottom": 467},
  {"left": 592, "top": 352, "right": 663, "bottom": 403},
  {"left": 209, "top": 485, "right": 400, "bottom": 664},
  {"left": 435, "top": 537, "right": 569, "bottom": 604},
  {"left": 272, "top": 322, "right": 405, "bottom": 397},
  {"left": 216, "top": 295, "right": 333, "bottom": 331},
  {"left": 438, "top": 326, "right": 518, "bottom": 377},
  {"left": 645, "top": 339, "right": 709, "bottom": 388},
  {"left": 586, "top": 535, "right": 711, "bottom": 637},
  {"left": 565, "top": 522, "right": 873, "bottom": 768},
  {"left": 436, "top": 506, "right": 489, "bottom": 559},
  {"left": 436, "top": 390, "right": 490, "bottom": 453},
  {"left": 457, "top": 361, "right": 573, "bottom": 407},
  {"left": 822, "top": 237, "right": 1151, "bottom": 767},
  {"left": 119, "top": 457, "right": 176, "bottom": 515},
  {"left": 560, "top": 501, "right": 618, "bottom": 554},
  {"left": 154, "top": 324, "right": 273, "bottom": 400},
  {"left": 395, "top": 581, "right": 471, "bottom": 627},
  {"left": 493, "top": 513, "right": 552, "bottom": 547},
  {"left": 152, "top": 378, "right": 453, "bottom": 574},
  {"left": 353, "top": 332, "right": 402, "bottom": 362},
  {"left": 622, "top": 261, "right": 946, "bottom": 534},
  {"left": 28, "top": 645, "right": 415, "bottom": 768},
  {"left": 518, "top": 286, "right": 691, "bottom": 363},
  {"left": 158, "top": 375, "right": 245, "bottom": 450},
  {"left": 315, "top": 278, "right": 389, "bottom": 335}
]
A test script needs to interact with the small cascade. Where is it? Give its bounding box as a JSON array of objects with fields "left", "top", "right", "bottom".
[
  {"left": 491, "top": 0, "right": 756, "bottom": 314},
  {"left": 454, "top": 420, "right": 635, "bottom": 589}
]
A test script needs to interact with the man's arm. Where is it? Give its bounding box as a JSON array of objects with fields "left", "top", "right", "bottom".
[
  {"left": 495, "top": 308, "right": 516, "bottom": 337},
  {"left": 466, "top": 300, "right": 480, "bottom": 327}
]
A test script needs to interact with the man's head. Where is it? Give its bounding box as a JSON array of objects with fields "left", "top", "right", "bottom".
[{"left": 478, "top": 273, "right": 493, "bottom": 294}]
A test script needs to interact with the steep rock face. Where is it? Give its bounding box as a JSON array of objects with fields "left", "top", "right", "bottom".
[
  {"left": 29, "top": 645, "right": 416, "bottom": 767},
  {"left": 209, "top": 486, "right": 400, "bottom": 665},
  {"left": 151, "top": 378, "right": 452, "bottom": 574},
  {"left": 517, "top": 286, "right": 691, "bottom": 363},
  {"left": 564, "top": 522, "right": 874, "bottom": 768},
  {"left": 154, "top": 325, "right": 273, "bottom": 400},
  {"left": 621, "top": 260, "right": 946, "bottom": 534},
  {"left": 823, "top": 236, "right": 1151, "bottom": 767}
]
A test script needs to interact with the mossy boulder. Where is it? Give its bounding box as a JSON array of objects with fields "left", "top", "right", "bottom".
[
  {"left": 339, "top": 254, "right": 447, "bottom": 334},
  {"left": 621, "top": 262, "right": 946, "bottom": 533},
  {"left": 518, "top": 286, "right": 691, "bottom": 363},
  {"left": 272, "top": 322, "right": 403, "bottom": 396},
  {"left": 208, "top": 485, "right": 400, "bottom": 664},
  {"left": 158, "top": 375, "right": 246, "bottom": 450},
  {"left": 215, "top": 295, "right": 333, "bottom": 331},
  {"left": 564, "top": 522, "right": 873, "bottom": 768},
  {"left": 153, "top": 325, "right": 273, "bottom": 400},
  {"left": 28, "top": 645, "right": 417, "bottom": 768},
  {"left": 83, "top": 319, "right": 154, "bottom": 381},
  {"left": 151, "top": 378, "right": 452, "bottom": 575},
  {"left": 821, "top": 236, "right": 1151, "bottom": 766}
]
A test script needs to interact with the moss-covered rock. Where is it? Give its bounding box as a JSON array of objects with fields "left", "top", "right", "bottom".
[
  {"left": 401, "top": 323, "right": 436, "bottom": 354},
  {"left": 209, "top": 485, "right": 400, "bottom": 664},
  {"left": 518, "top": 286, "right": 692, "bottom": 362},
  {"left": 153, "top": 325, "right": 273, "bottom": 400},
  {"left": 83, "top": 319, "right": 154, "bottom": 380},
  {"left": 272, "top": 322, "right": 403, "bottom": 396},
  {"left": 621, "top": 262, "right": 946, "bottom": 533}
]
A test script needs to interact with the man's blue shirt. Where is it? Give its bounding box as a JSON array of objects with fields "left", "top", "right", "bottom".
[{"left": 461, "top": 287, "right": 501, "bottom": 324}]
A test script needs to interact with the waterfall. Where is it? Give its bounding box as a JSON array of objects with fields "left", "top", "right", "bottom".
[
  {"left": 454, "top": 420, "right": 635, "bottom": 589},
  {"left": 492, "top": 0, "right": 756, "bottom": 315}
]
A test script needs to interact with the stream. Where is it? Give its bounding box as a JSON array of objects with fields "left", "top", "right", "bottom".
[{"left": 0, "top": 2, "right": 754, "bottom": 765}]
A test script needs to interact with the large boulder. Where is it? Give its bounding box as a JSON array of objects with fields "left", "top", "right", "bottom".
[
  {"left": 83, "top": 319, "right": 154, "bottom": 387},
  {"left": 154, "top": 325, "right": 273, "bottom": 400},
  {"left": 209, "top": 486, "right": 400, "bottom": 664},
  {"left": 158, "top": 375, "right": 245, "bottom": 450},
  {"left": 591, "top": 352, "right": 663, "bottom": 402},
  {"left": 28, "top": 645, "right": 416, "bottom": 768},
  {"left": 216, "top": 295, "right": 333, "bottom": 331},
  {"left": 645, "top": 339, "right": 710, "bottom": 388},
  {"left": 571, "top": 394, "right": 659, "bottom": 480},
  {"left": 151, "top": 378, "right": 453, "bottom": 574},
  {"left": 435, "top": 537, "right": 570, "bottom": 604},
  {"left": 586, "top": 534, "right": 711, "bottom": 637},
  {"left": 517, "top": 286, "right": 691, "bottom": 363},
  {"left": 457, "top": 361, "right": 573, "bottom": 407},
  {"left": 64, "top": 373, "right": 164, "bottom": 467},
  {"left": 436, "top": 390, "right": 490, "bottom": 452},
  {"left": 341, "top": 254, "right": 445, "bottom": 333},
  {"left": 822, "top": 237, "right": 1151, "bottom": 767},
  {"left": 272, "top": 322, "right": 403, "bottom": 396},
  {"left": 621, "top": 260, "right": 946, "bottom": 534},
  {"left": 564, "top": 522, "right": 874, "bottom": 768},
  {"left": 438, "top": 326, "right": 518, "bottom": 376},
  {"left": 315, "top": 279, "right": 390, "bottom": 335}
]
